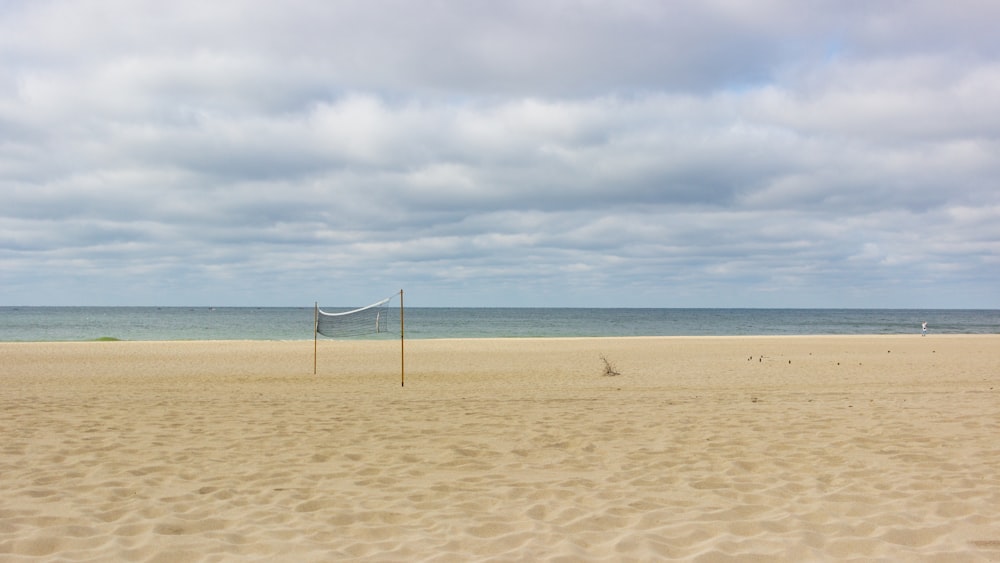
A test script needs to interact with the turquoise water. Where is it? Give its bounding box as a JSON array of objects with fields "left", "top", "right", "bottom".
[{"left": 1, "top": 307, "right": 997, "bottom": 342}]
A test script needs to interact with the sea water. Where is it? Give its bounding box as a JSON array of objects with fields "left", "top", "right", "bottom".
[{"left": 0, "top": 307, "right": 998, "bottom": 342}]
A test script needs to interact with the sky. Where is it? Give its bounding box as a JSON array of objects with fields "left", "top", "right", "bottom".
[{"left": 2, "top": 0, "right": 999, "bottom": 308}]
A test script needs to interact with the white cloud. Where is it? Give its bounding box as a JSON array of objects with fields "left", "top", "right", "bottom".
[{"left": 0, "top": 0, "right": 998, "bottom": 307}]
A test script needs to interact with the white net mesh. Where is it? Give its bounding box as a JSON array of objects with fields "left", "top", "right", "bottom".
[{"left": 316, "top": 293, "right": 401, "bottom": 338}]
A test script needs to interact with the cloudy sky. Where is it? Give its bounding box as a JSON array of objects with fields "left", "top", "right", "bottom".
[{"left": 2, "top": 0, "right": 998, "bottom": 307}]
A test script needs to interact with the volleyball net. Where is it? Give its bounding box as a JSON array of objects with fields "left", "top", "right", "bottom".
[
  {"left": 316, "top": 294, "right": 400, "bottom": 338},
  {"left": 313, "top": 290, "right": 404, "bottom": 385}
]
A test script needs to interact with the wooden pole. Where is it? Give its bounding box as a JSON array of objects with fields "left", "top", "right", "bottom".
[
  {"left": 313, "top": 302, "right": 318, "bottom": 375},
  {"left": 399, "top": 289, "right": 406, "bottom": 387}
]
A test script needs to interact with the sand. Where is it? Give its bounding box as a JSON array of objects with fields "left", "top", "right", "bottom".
[{"left": 1, "top": 335, "right": 999, "bottom": 562}]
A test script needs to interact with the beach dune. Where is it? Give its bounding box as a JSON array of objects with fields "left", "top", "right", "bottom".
[{"left": 2, "top": 335, "right": 999, "bottom": 561}]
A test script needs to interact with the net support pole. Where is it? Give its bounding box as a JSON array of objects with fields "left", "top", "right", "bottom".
[
  {"left": 399, "top": 289, "right": 405, "bottom": 387},
  {"left": 313, "top": 302, "right": 318, "bottom": 375}
]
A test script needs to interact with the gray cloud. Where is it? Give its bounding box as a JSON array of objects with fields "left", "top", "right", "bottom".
[{"left": 1, "top": 0, "right": 998, "bottom": 307}]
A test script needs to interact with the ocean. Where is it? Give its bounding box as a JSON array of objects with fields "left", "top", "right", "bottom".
[{"left": 1, "top": 307, "right": 998, "bottom": 342}]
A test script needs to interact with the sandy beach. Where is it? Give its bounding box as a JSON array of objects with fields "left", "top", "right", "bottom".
[{"left": 1, "top": 335, "right": 998, "bottom": 561}]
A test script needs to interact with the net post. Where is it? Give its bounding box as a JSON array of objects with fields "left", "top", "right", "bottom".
[
  {"left": 313, "top": 302, "right": 318, "bottom": 375},
  {"left": 399, "top": 289, "right": 405, "bottom": 387}
]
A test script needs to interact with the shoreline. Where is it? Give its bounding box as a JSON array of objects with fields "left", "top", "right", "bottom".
[
  {"left": 3, "top": 331, "right": 996, "bottom": 343},
  {"left": 3, "top": 335, "right": 999, "bottom": 560}
]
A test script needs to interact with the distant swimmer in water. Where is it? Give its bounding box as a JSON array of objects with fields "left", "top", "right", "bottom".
[{"left": 921, "top": 321, "right": 927, "bottom": 336}]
